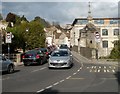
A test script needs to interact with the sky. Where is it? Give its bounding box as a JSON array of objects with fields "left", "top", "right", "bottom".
[{"left": 1, "top": 1, "right": 119, "bottom": 25}]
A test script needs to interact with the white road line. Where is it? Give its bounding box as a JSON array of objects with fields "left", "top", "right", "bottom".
[
  {"left": 87, "top": 67, "right": 89, "bottom": 69},
  {"left": 59, "top": 79, "right": 65, "bottom": 83},
  {"left": 31, "top": 67, "right": 46, "bottom": 73},
  {"left": 103, "top": 69, "right": 105, "bottom": 72},
  {"left": 113, "top": 67, "right": 116, "bottom": 69},
  {"left": 109, "top": 66, "right": 112, "bottom": 68},
  {"left": 46, "top": 85, "right": 53, "bottom": 89},
  {"left": 94, "top": 66, "right": 97, "bottom": 68},
  {"left": 92, "top": 66, "right": 94, "bottom": 69},
  {"left": 104, "top": 66, "right": 106, "bottom": 69},
  {"left": 99, "top": 66, "right": 101, "bottom": 68},
  {"left": 112, "top": 70, "right": 115, "bottom": 73},
  {"left": 94, "top": 69, "right": 97, "bottom": 72},
  {"left": 107, "top": 70, "right": 110, "bottom": 72},
  {"left": 90, "top": 69, "right": 92, "bottom": 72},
  {"left": 53, "top": 82, "right": 59, "bottom": 86},
  {"left": 77, "top": 70, "right": 80, "bottom": 72},
  {"left": 37, "top": 89, "right": 45, "bottom": 93},
  {"left": 73, "top": 73, "right": 77, "bottom": 75},
  {"left": 66, "top": 76, "right": 71, "bottom": 79},
  {"left": 98, "top": 69, "right": 100, "bottom": 72}
]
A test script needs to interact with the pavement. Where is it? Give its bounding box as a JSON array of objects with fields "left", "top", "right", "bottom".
[{"left": 72, "top": 51, "right": 119, "bottom": 66}]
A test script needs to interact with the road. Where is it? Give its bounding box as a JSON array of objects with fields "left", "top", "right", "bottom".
[{"left": 2, "top": 52, "right": 119, "bottom": 94}]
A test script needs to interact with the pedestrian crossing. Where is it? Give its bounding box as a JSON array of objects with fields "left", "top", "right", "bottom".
[{"left": 86, "top": 66, "right": 117, "bottom": 73}]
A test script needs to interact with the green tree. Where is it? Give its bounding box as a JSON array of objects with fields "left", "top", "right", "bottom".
[{"left": 109, "top": 37, "right": 120, "bottom": 59}]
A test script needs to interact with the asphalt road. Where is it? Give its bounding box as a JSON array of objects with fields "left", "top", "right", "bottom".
[{"left": 2, "top": 54, "right": 119, "bottom": 94}]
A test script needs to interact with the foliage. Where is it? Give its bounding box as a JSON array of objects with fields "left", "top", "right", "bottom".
[{"left": 109, "top": 37, "right": 120, "bottom": 59}]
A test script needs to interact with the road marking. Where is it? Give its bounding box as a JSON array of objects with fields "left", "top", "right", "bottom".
[
  {"left": 112, "top": 70, "right": 115, "bottom": 73},
  {"left": 66, "top": 76, "right": 71, "bottom": 79},
  {"left": 92, "top": 66, "right": 94, "bottom": 69},
  {"left": 113, "top": 67, "right": 116, "bottom": 69},
  {"left": 53, "top": 82, "right": 59, "bottom": 86},
  {"left": 77, "top": 69, "right": 80, "bottom": 72},
  {"left": 46, "top": 85, "right": 53, "bottom": 89},
  {"left": 59, "top": 79, "right": 65, "bottom": 83},
  {"left": 31, "top": 67, "right": 46, "bottom": 73},
  {"left": 109, "top": 66, "right": 112, "bottom": 68},
  {"left": 94, "top": 66, "right": 97, "bottom": 68},
  {"left": 104, "top": 66, "right": 106, "bottom": 69},
  {"left": 98, "top": 69, "right": 100, "bottom": 72},
  {"left": 73, "top": 72, "right": 77, "bottom": 75},
  {"left": 101, "top": 78, "right": 117, "bottom": 80},
  {"left": 87, "top": 67, "right": 89, "bottom": 69},
  {"left": 99, "top": 66, "right": 101, "bottom": 68},
  {"left": 90, "top": 69, "right": 92, "bottom": 72},
  {"left": 104, "top": 70, "right": 106, "bottom": 72},
  {"left": 107, "top": 70, "right": 110, "bottom": 72},
  {"left": 69, "top": 78, "right": 85, "bottom": 80},
  {"left": 94, "top": 69, "right": 97, "bottom": 72},
  {"left": 37, "top": 89, "right": 45, "bottom": 93}
]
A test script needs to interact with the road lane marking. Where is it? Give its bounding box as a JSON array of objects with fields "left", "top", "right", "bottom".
[
  {"left": 107, "top": 70, "right": 110, "bottom": 72},
  {"left": 104, "top": 70, "right": 106, "bottom": 72},
  {"left": 69, "top": 78, "right": 84, "bottom": 80},
  {"left": 104, "top": 66, "right": 106, "bottom": 69},
  {"left": 109, "top": 66, "right": 112, "bottom": 68},
  {"left": 77, "top": 69, "right": 80, "bottom": 72},
  {"left": 53, "top": 82, "right": 59, "bottom": 86},
  {"left": 46, "top": 85, "right": 53, "bottom": 89},
  {"left": 98, "top": 69, "right": 100, "bottom": 72},
  {"left": 59, "top": 79, "right": 65, "bottom": 83},
  {"left": 73, "top": 72, "right": 77, "bottom": 75},
  {"left": 2, "top": 77, "right": 10, "bottom": 80},
  {"left": 31, "top": 67, "right": 46, "bottom": 73},
  {"left": 37, "top": 89, "right": 45, "bottom": 93},
  {"left": 99, "top": 66, "right": 101, "bottom": 68},
  {"left": 94, "top": 69, "right": 97, "bottom": 72},
  {"left": 90, "top": 69, "right": 92, "bottom": 72},
  {"left": 66, "top": 76, "right": 71, "bottom": 79},
  {"left": 101, "top": 78, "right": 117, "bottom": 80},
  {"left": 112, "top": 70, "right": 115, "bottom": 73}
]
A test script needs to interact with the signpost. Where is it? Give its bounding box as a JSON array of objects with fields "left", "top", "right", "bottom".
[
  {"left": 6, "top": 32, "right": 12, "bottom": 59},
  {"left": 95, "top": 31, "right": 101, "bottom": 60}
]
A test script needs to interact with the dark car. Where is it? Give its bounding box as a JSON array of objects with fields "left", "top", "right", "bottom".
[
  {"left": 39, "top": 48, "right": 49, "bottom": 59},
  {"left": 0, "top": 55, "right": 15, "bottom": 74},
  {"left": 59, "top": 44, "right": 69, "bottom": 50},
  {"left": 22, "top": 49, "right": 47, "bottom": 66}
]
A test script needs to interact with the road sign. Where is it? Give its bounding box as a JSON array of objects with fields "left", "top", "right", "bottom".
[
  {"left": 6, "top": 32, "right": 12, "bottom": 43},
  {"left": 95, "top": 32, "right": 101, "bottom": 43}
]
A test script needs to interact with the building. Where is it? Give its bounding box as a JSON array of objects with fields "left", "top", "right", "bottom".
[{"left": 70, "top": 17, "right": 120, "bottom": 57}]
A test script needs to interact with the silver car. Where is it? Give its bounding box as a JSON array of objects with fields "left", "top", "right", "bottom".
[
  {"left": 48, "top": 49, "right": 73, "bottom": 69},
  {"left": 0, "top": 55, "right": 15, "bottom": 73}
]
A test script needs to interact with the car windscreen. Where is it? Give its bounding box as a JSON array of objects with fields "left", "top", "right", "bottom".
[
  {"left": 40, "top": 48, "right": 47, "bottom": 52},
  {"left": 25, "top": 50, "right": 37, "bottom": 54},
  {"left": 51, "top": 51, "right": 68, "bottom": 56}
]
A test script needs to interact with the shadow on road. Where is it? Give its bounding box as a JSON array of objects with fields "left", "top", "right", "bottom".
[
  {"left": 2, "top": 70, "right": 20, "bottom": 75},
  {"left": 38, "top": 88, "right": 59, "bottom": 94},
  {"left": 114, "top": 71, "right": 120, "bottom": 85}
]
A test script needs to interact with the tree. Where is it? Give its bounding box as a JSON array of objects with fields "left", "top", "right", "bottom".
[{"left": 109, "top": 37, "right": 120, "bottom": 59}]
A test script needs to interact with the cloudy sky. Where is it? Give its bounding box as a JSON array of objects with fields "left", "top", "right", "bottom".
[{"left": 1, "top": 1, "right": 119, "bottom": 25}]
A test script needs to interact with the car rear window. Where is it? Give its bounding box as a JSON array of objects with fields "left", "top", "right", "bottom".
[{"left": 51, "top": 51, "right": 68, "bottom": 56}]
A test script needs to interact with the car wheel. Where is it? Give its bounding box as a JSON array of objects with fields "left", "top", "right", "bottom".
[{"left": 7, "top": 65, "right": 14, "bottom": 74}]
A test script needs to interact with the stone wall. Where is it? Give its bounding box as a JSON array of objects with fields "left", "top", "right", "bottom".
[{"left": 72, "top": 45, "right": 97, "bottom": 59}]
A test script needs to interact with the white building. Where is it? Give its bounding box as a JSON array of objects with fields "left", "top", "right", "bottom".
[{"left": 70, "top": 18, "right": 120, "bottom": 57}]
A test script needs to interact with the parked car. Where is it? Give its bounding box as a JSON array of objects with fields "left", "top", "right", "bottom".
[
  {"left": 22, "top": 49, "right": 47, "bottom": 66},
  {"left": 0, "top": 55, "right": 15, "bottom": 74},
  {"left": 48, "top": 49, "right": 73, "bottom": 69},
  {"left": 39, "top": 48, "right": 49, "bottom": 59}
]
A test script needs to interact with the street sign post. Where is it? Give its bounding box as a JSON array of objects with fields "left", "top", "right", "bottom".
[{"left": 6, "top": 32, "right": 12, "bottom": 59}]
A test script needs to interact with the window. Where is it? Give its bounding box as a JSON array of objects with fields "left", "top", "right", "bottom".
[
  {"left": 94, "top": 20, "right": 104, "bottom": 24},
  {"left": 114, "top": 29, "right": 119, "bottom": 35},
  {"left": 102, "top": 29, "right": 108, "bottom": 36},
  {"left": 102, "top": 41, "right": 108, "bottom": 48},
  {"left": 110, "top": 20, "right": 119, "bottom": 24},
  {"left": 76, "top": 20, "right": 88, "bottom": 25}
]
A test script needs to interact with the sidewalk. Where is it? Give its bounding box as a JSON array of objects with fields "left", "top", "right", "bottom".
[{"left": 72, "top": 51, "right": 119, "bottom": 66}]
